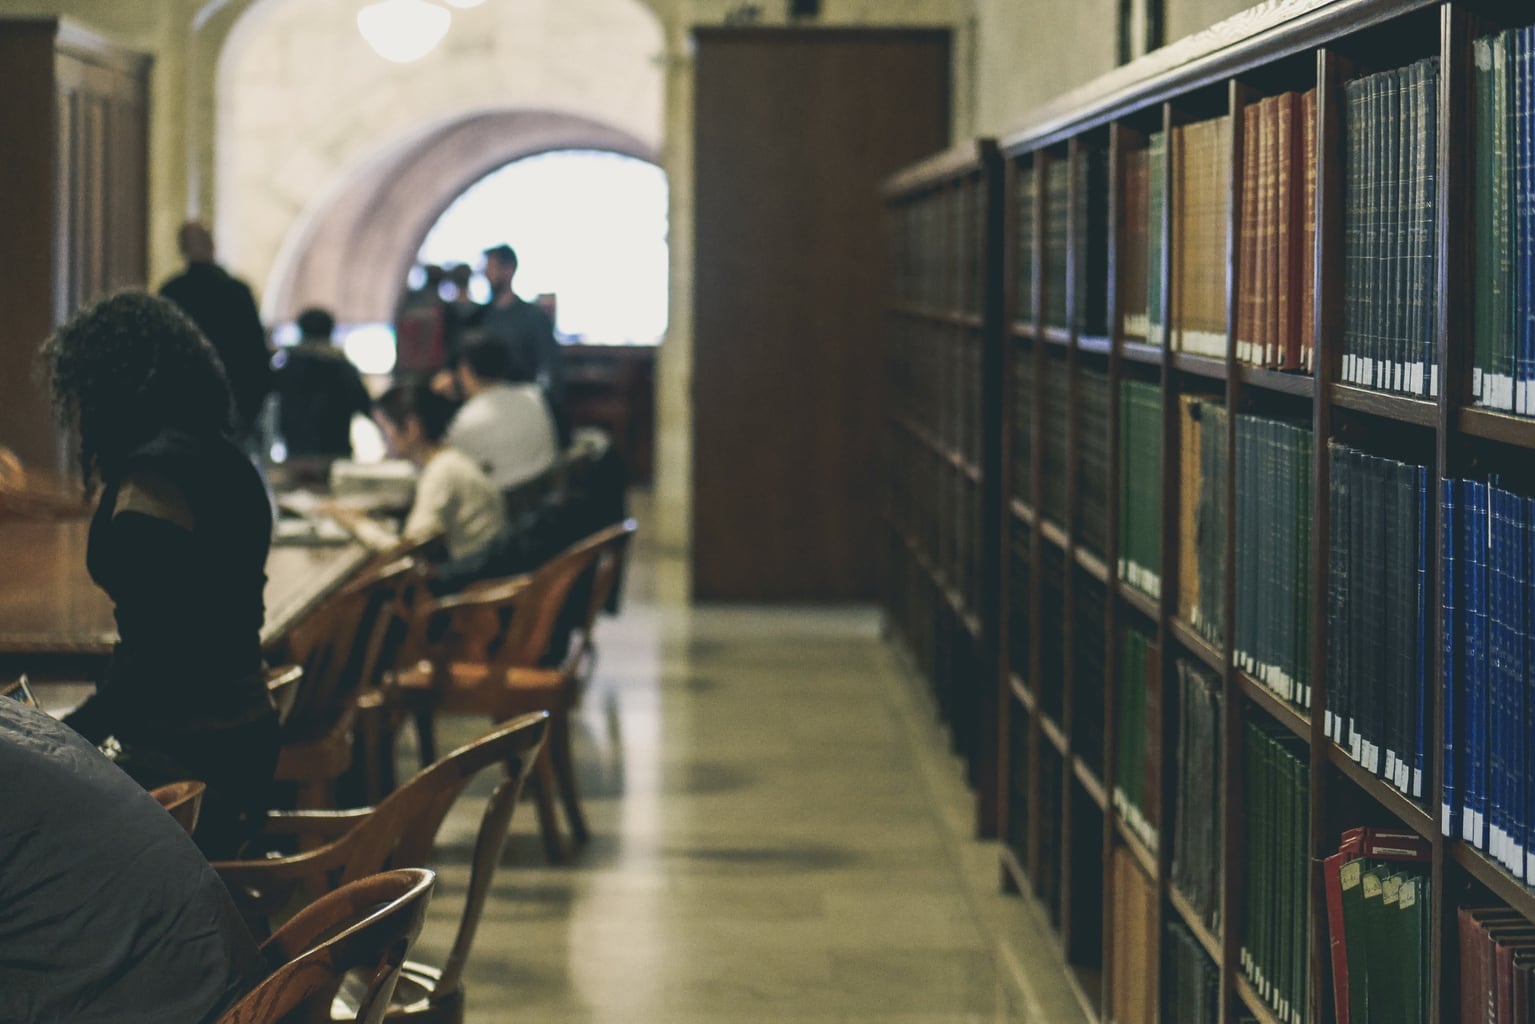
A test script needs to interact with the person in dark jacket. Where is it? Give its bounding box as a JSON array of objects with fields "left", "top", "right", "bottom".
[
  {"left": 480, "top": 243, "right": 569, "bottom": 444},
  {"left": 159, "top": 221, "right": 272, "bottom": 442},
  {"left": 0, "top": 698, "right": 265, "bottom": 1024},
  {"left": 43, "top": 292, "right": 279, "bottom": 859},
  {"left": 274, "top": 307, "right": 372, "bottom": 459}
]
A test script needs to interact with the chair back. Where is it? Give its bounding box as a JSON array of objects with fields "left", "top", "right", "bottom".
[
  {"left": 563, "top": 519, "right": 636, "bottom": 673},
  {"left": 150, "top": 780, "right": 206, "bottom": 835},
  {"left": 281, "top": 557, "right": 420, "bottom": 740},
  {"left": 491, "top": 519, "right": 637, "bottom": 673},
  {"left": 216, "top": 713, "right": 549, "bottom": 926},
  {"left": 217, "top": 868, "right": 435, "bottom": 1024}
]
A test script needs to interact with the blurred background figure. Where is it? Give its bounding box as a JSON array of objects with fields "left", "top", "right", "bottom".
[
  {"left": 447, "top": 333, "right": 558, "bottom": 491},
  {"left": 394, "top": 263, "right": 447, "bottom": 382},
  {"left": 480, "top": 244, "right": 569, "bottom": 445},
  {"left": 158, "top": 221, "right": 272, "bottom": 453},
  {"left": 443, "top": 262, "right": 480, "bottom": 370},
  {"left": 273, "top": 307, "right": 372, "bottom": 461}
]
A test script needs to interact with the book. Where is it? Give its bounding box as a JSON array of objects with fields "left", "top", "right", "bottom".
[
  {"left": 1147, "top": 131, "right": 1167, "bottom": 345},
  {"left": 1341, "top": 59, "right": 1440, "bottom": 397},
  {"left": 1122, "top": 145, "right": 1151, "bottom": 339},
  {"left": 1170, "top": 658, "right": 1222, "bottom": 931},
  {"left": 1242, "top": 717, "right": 1310, "bottom": 1023},
  {"left": 1177, "top": 395, "right": 1227, "bottom": 646},
  {"left": 1114, "top": 622, "right": 1160, "bottom": 851},
  {"left": 1120, "top": 379, "right": 1163, "bottom": 598}
]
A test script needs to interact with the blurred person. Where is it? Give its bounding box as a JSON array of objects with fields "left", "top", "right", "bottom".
[
  {"left": 0, "top": 697, "right": 265, "bottom": 1024},
  {"left": 447, "top": 333, "right": 558, "bottom": 491},
  {"left": 158, "top": 221, "right": 272, "bottom": 448},
  {"left": 373, "top": 382, "right": 506, "bottom": 563},
  {"left": 443, "top": 262, "right": 481, "bottom": 369},
  {"left": 273, "top": 307, "right": 372, "bottom": 459},
  {"left": 480, "top": 243, "right": 569, "bottom": 445},
  {"left": 394, "top": 263, "right": 447, "bottom": 380},
  {"left": 42, "top": 292, "right": 279, "bottom": 860}
]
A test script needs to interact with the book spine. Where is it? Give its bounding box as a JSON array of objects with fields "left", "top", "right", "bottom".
[{"left": 1443, "top": 476, "right": 1458, "bottom": 837}]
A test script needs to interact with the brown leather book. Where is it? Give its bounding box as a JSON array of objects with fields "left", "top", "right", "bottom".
[
  {"left": 1239, "top": 102, "right": 1261, "bottom": 362},
  {"left": 1301, "top": 87, "right": 1318, "bottom": 371},
  {"left": 1254, "top": 96, "right": 1274, "bottom": 367},
  {"left": 1277, "top": 91, "right": 1301, "bottom": 369}
]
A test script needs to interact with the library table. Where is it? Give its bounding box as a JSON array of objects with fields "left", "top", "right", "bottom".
[{"left": 0, "top": 519, "right": 372, "bottom": 680}]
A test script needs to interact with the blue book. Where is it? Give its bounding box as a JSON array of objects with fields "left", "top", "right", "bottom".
[
  {"left": 1423, "top": 59, "right": 1440, "bottom": 397},
  {"left": 1517, "top": 493, "right": 1529, "bottom": 878},
  {"left": 1522, "top": 30, "right": 1535, "bottom": 413},
  {"left": 1443, "top": 478, "right": 1458, "bottom": 837},
  {"left": 1465, "top": 479, "right": 1487, "bottom": 847},
  {"left": 1491, "top": 485, "right": 1505, "bottom": 863},
  {"left": 1526, "top": 496, "right": 1535, "bottom": 881},
  {"left": 1415, "top": 465, "right": 1428, "bottom": 800}
]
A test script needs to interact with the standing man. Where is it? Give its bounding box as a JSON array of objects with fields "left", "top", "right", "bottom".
[
  {"left": 480, "top": 243, "right": 569, "bottom": 446},
  {"left": 159, "top": 221, "right": 272, "bottom": 450}
]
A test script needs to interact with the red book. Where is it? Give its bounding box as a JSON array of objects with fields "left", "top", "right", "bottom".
[{"left": 1325, "top": 829, "right": 1431, "bottom": 1024}]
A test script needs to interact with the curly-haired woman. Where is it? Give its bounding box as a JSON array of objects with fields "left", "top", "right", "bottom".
[{"left": 42, "top": 291, "right": 278, "bottom": 858}]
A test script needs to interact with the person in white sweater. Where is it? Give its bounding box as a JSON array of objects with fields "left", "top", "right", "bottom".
[
  {"left": 446, "top": 333, "right": 560, "bottom": 491},
  {"left": 373, "top": 382, "right": 506, "bottom": 562}
]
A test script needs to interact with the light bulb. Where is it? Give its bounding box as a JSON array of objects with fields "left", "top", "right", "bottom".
[{"left": 357, "top": 0, "right": 451, "bottom": 64}]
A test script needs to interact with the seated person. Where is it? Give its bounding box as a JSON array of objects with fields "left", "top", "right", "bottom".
[
  {"left": 446, "top": 333, "right": 559, "bottom": 491},
  {"left": 0, "top": 698, "right": 265, "bottom": 1023},
  {"left": 274, "top": 307, "right": 372, "bottom": 459},
  {"left": 374, "top": 382, "right": 506, "bottom": 564}
]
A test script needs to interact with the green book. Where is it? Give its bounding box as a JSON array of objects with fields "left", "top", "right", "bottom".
[
  {"left": 1397, "top": 876, "right": 1422, "bottom": 1024},
  {"left": 1340, "top": 859, "right": 1370, "bottom": 1023}
]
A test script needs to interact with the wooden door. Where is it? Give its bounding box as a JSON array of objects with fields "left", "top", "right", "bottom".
[{"left": 692, "top": 28, "right": 950, "bottom": 601}]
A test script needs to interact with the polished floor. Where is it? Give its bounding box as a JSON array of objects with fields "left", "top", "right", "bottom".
[{"left": 404, "top": 511, "right": 1093, "bottom": 1023}]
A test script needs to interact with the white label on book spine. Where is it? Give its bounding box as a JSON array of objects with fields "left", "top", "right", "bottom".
[
  {"left": 1443, "top": 803, "right": 1452, "bottom": 837},
  {"left": 1429, "top": 364, "right": 1438, "bottom": 398},
  {"left": 1413, "top": 768, "right": 1421, "bottom": 799},
  {"left": 1474, "top": 367, "right": 1484, "bottom": 397}
]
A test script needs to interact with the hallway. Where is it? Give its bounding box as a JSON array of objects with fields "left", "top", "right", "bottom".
[{"left": 409, "top": 514, "right": 1092, "bottom": 1023}]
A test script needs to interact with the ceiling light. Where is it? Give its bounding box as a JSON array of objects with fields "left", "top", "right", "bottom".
[{"left": 357, "top": 0, "right": 452, "bottom": 64}]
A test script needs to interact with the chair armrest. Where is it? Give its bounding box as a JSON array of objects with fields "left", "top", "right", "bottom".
[
  {"left": 432, "top": 573, "right": 535, "bottom": 614},
  {"left": 254, "top": 808, "right": 372, "bottom": 841}
]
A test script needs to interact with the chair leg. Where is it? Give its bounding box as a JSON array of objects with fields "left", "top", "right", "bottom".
[
  {"left": 549, "top": 711, "right": 589, "bottom": 845},
  {"left": 528, "top": 746, "right": 567, "bottom": 865},
  {"left": 412, "top": 704, "right": 437, "bottom": 769}
]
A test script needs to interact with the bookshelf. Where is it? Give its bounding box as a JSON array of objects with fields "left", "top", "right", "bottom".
[
  {"left": 882, "top": 140, "right": 1004, "bottom": 838},
  {"left": 882, "top": 2, "right": 1535, "bottom": 1022}
]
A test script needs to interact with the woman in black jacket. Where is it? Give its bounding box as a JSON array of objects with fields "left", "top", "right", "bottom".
[{"left": 43, "top": 291, "right": 278, "bottom": 858}]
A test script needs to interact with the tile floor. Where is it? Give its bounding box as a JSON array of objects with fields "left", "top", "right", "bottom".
[{"left": 403, "top": 513, "right": 1093, "bottom": 1023}]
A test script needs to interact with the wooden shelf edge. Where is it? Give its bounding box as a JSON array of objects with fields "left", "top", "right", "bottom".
[
  {"left": 1236, "top": 363, "right": 1316, "bottom": 399},
  {"left": 1039, "top": 711, "right": 1069, "bottom": 756},
  {"left": 1168, "top": 616, "right": 1223, "bottom": 674},
  {"left": 1073, "top": 758, "right": 1109, "bottom": 810},
  {"left": 1324, "top": 742, "right": 1435, "bottom": 839},
  {"left": 1042, "top": 325, "right": 1073, "bottom": 347},
  {"left": 1010, "top": 498, "right": 1037, "bottom": 525},
  {"left": 1075, "top": 546, "right": 1110, "bottom": 583},
  {"left": 1167, "top": 885, "right": 1222, "bottom": 967},
  {"left": 1064, "top": 965, "right": 1104, "bottom": 1024},
  {"left": 1459, "top": 406, "right": 1535, "bottom": 447},
  {"left": 1234, "top": 671, "right": 1311, "bottom": 743},
  {"left": 888, "top": 302, "right": 982, "bottom": 327},
  {"left": 1450, "top": 842, "right": 1535, "bottom": 925},
  {"left": 1328, "top": 383, "right": 1438, "bottom": 427},
  {"left": 1121, "top": 340, "right": 1164, "bottom": 366},
  {"left": 1011, "top": 321, "right": 1035, "bottom": 340},
  {"left": 1170, "top": 350, "right": 1229, "bottom": 381},
  {"left": 1112, "top": 812, "right": 1158, "bottom": 881},
  {"left": 1116, "top": 583, "right": 1159, "bottom": 622},
  {"left": 1233, "top": 973, "right": 1285, "bottom": 1024},
  {"left": 1039, "top": 518, "right": 1070, "bottom": 551},
  {"left": 1009, "top": 672, "right": 1036, "bottom": 711},
  {"left": 1079, "top": 334, "right": 1112, "bottom": 356}
]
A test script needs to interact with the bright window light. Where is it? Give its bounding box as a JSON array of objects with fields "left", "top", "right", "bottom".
[{"left": 416, "top": 150, "right": 669, "bottom": 346}]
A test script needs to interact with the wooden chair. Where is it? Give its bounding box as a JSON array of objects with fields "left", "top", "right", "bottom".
[
  {"left": 266, "top": 664, "right": 304, "bottom": 726},
  {"left": 392, "top": 520, "right": 637, "bottom": 863},
  {"left": 217, "top": 868, "right": 435, "bottom": 1024},
  {"left": 0, "top": 447, "right": 89, "bottom": 521},
  {"left": 275, "top": 557, "right": 424, "bottom": 808},
  {"left": 150, "top": 780, "right": 206, "bottom": 835},
  {"left": 213, "top": 712, "right": 548, "bottom": 936}
]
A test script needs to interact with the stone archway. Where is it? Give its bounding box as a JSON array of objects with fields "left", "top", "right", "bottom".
[{"left": 266, "top": 109, "right": 657, "bottom": 324}]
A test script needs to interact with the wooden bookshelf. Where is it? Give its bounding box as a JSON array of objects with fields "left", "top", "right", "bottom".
[{"left": 881, "top": 3, "right": 1535, "bottom": 1022}]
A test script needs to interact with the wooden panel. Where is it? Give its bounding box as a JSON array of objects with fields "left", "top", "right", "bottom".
[
  {"left": 0, "top": 19, "right": 149, "bottom": 478},
  {"left": 0, "top": 21, "right": 63, "bottom": 473},
  {"left": 692, "top": 28, "right": 950, "bottom": 601}
]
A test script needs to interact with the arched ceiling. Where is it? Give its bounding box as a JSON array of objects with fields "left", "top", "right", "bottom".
[{"left": 269, "top": 109, "right": 658, "bottom": 324}]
